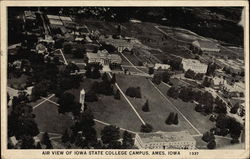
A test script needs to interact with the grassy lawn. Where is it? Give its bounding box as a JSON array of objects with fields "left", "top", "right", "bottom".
[
  {"left": 194, "top": 136, "right": 233, "bottom": 149},
  {"left": 65, "top": 78, "right": 142, "bottom": 132},
  {"left": 116, "top": 74, "right": 197, "bottom": 135},
  {"left": 8, "top": 74, "right": 28, "bottom": 89},
  {"left": 89, "top": 94, "right": 142, "bottom": 132},
  {"left": 156, "top": 82, "right": 215, "bottom": 134},
  {"left": 122, "top": 52, "right": 141, "bottom": 66},
  {"left": 33, "top": 100, "right": 74, "bottom": 134}
]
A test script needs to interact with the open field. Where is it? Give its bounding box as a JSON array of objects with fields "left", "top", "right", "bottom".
[{"left": 116, "top": 74, "right": 198, "bottom": 135}]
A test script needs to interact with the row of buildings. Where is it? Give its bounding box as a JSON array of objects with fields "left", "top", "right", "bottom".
[{"left": 134, "top": 131, "right": 196, "bottom": 149}]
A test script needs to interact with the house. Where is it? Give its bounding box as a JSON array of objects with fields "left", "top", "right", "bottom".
[
  {"left": 181, "top": 58, "right": 208, "bottom": 74},
  {"left": 211, "top": 76, "right": 226, "bottom": 90},
  {"left": 24, "top": 11, "right": 36, "bottom": 20},
  {"left": 134, "top": 131, "right": 196, "bottom": 149},
  {"left": 36, "top": 43, "right": 47, "bottom": 54},
  {"left": 86, "top": 50, "right": 122, "bottom": 66},
  {"left": 154, "top": 63, "right": 170, "bottom": 70},
  {"left": 99, "top": 35, "right": 134, "bottom": 53},
  {"left": 9, "top": 136, "right": 19, "bottom": 147},
  {"left": 191, "top": 40, "right": 220, "bottom": 54},
  {"left": 222, "top": 81, "right": 245, "bottom": 98},
  {"left": 215, "top": 58, "right": 244, "bottom": 75}
]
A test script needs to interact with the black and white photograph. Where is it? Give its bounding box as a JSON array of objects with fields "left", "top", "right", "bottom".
[{"left": 1, "top": 1, "right": 249, "bottom": 158}]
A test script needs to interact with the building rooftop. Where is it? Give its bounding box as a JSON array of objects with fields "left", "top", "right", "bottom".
[
  {"left": 49, "top": 19, "right": 63, "bottom": 26},
  {"left": 137, "top": 131, "right": 195, "bottom": 143},
  {"left": 47, "top": 14, "right": 60, "bottom": 20},
  {"left": 154, "top": 63, "right": 170, "bottom": 70},
  {"left": 24, "top": 11, "right": 36, "bottom": 20},
  {"left": 217, "top": 58, "right": 244, "bottom": 71},
  {"left": 192, "top": 40, "right": 220, "bottom": 51},
  {"left": 59, "top": 16, "right": 72, "bottom": 22},
  {"left": 182, "top": 58, "right": 207, "bottom": 67}
]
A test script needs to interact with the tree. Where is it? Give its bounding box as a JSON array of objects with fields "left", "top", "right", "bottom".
[
  {"left": 110, "top": 74, "right": 116, "bottom": 84},
  {"left": 101, "top": 125, "right": 120, "bottom": 145},
  {"left": 194, "top": 73, "right": 204, "bottom": 80},
  {"left": 152, "top": 74, "right": 161, "bottom": 85},
  {"left": 207, "top": 140, "right": 216, "bottom": 149},
  {"left": 162, "top": 71, "right": 171, "bottom": 83},
  {"left": 42, "top": 132, "right": 53, "bottom": 149},
  {"left": 102, "top": 72, "right": 109, "bottom": 82},
  {"left": 142, "top": 100, "right": 150, "bottom": 112},
  {"left": 31, "top": 81, "right": 50, "bottom": 101},
  {"left": 85, "top": 90, "right": 98, "bottom": 102},
  {"left": 230, "top": 103, "right": 240, "bottom": 114},
  {"left": 184, "top": 69, "right": 196, "bottom": 79},
  {"left": 114, "top": 89, "right": 121, "bottom": 100},
  {"left": 148, "top": 67, "right": 154, "bottom": 75},
  {"left": 202, "top": 131, "right": 215, "bottom": 143},
  {"left": 20, "top": 135, "right": 35, "bottom": 149},
  {"left": 125, "top": 87, "right": 141, "bottom": 98},
  {"left": 202, "top": 77, "right": 212, "bottom": 87},
  {"left": 91, "top": 67, "right": 101, "bottom": 79},
  {"left": 61, "top": 128, "right": 70, "bottom": 143},
  {"left": 107, "top": 140, "right": 122, "bottom": 149},
  {"left": 173, "top": 113, "right": 179, "bottom": 125},
  {"left": 122, "top": 131, "right": 134, "bottom": 149},
  {"left": 73, "top": 45, "right": 86, "bottom": 58},
  {"left": 231, "top": 138, "right": 240, "bottom": 144},
  {"left": 206, "top": 62, "right": 216, "bottom": 76},
  {"left": 85, "top": 66, "right": 92, "bottom": 78},
  {"left": 194, "top": 104, "right": 203, "bottom": 112},
  {"left": 36, "top": 142, "right": 42, "bottom": 149},
  {"left": 63, "top": 42, "right": 72, "bottom": 54},
  {"left": 165, "top": 112, "right": 175, "bottom": 125},
  {"left": 58, "top": 92, "right": 75, "bottom": 113},
  {"left": 167, "top": 86, "right": 179, "bottom": 99},
  {"left": 140, "top": 123, "right": 153, "bottom": 133}
]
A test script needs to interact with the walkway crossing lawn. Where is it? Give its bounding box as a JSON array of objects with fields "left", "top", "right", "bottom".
[
  {"left": 33, "top": 100, "right": 74, "bottom": 134},
  {"left": 65, "top": 78, "right": 142, "bottom": 132},
  {"left": 116, "top": 74, "right": 198, "bottom": 135},
  {"left": 156, "top": 82, "right": 215, "bottom": 134},
  {"left": 88, "top": 94, "right": 142, "bottom": 132}
]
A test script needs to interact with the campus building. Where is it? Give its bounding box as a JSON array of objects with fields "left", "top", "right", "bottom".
[
  {"left": 191, "top": 40, "right": 220, "bottom": 54},
  {"left": 99, "top": 35, "right": 135, "bottom": 53},
  {"left": 134, "top": 131, "right": 196, "bottom": 149},
  {"left": 215, "top": 58, "right": 244, "bottom": 74},
  {"left": 154, "top": 63, "right": 171, "bottom": 70},
  {"left": 86, "top": 49, "right": 122, "bottom": 65},
  {"left": 181, "top": 58, "right": 208, "bottom": 74}
]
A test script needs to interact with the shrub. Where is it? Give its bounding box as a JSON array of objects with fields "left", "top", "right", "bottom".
[
  {"left": 207, "top": 140, "right": 216, "bottom": 149},
  {"left": 140, "top": 123, "right": 153, "bottom": 133},
  {"left": 142, "top": 100, "right": 150, "bottom": 112},
  {"left": 125, "top": 87, "right": 141, "bottom": 98}
]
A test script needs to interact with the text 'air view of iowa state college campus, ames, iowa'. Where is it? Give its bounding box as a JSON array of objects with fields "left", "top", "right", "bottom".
[{"left": 7, "top": 7, "right": 246, "bottom": 150}]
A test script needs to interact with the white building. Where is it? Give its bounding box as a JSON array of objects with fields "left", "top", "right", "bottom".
[
  {"left": 134, "top": 131, "right": 196, "bottom": 149},
  {"left": 79, "top": 89, "right": 85, "bottom": 112},
  {"left": 181, "top": 59, "right": 208, "bottom": 73},
  {"left": 191, "top": 40, "right": 220, "bottom": 54},
  {"left": 154, "top": 63, "right": 170, "bottom": 70},
  {"left": 86, "top": 50, "right": 122, "bottom": 65}
]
